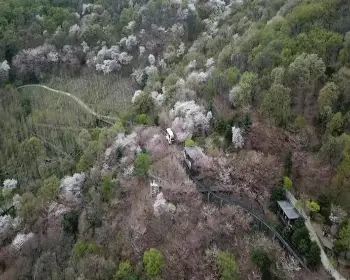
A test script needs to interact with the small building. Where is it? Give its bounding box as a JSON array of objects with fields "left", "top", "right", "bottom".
[
  {"left": 183, "top": 146, "right": 205, "bottom": 171},
  {"left": 277, "top": 200, "right": 301, "bottom": 227}
]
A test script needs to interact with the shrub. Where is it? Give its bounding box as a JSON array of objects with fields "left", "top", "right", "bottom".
[
  {"left": 63, "top": 211, "right": 79, "bottom": 236},
  {"left": 101, "top": 175, "right": 114, "bottom": 203},
  {"left": 77, "top": 141, "right": 98, "bottom": 172},
  {"left": 251, "top": 248, "right": 272, "bottom": 280},
  {"left": 306, "top": 241, "right": 321, "bottom": 268},
  {"left": 215, "top": 119, "right": 227, "bottom": 135},
  {"left": 216, "top": 252, "right": 239, "bottom": 280},
  {"left": 114, "top": 260, "right": 134, "bottom": 280},
  {"left": 283, "top": 176, "right": 293, "bottom": 190},
  {"left": 243, "top": 112, "right": 252, "bottom": 131},
  {"left": 184, "top": 139, "right": 196, "bottom": 147},
  {"left": 74, "top": 241, "right": 101, "bottom": 260},
  {"left": 270, "top": 187, "right": 286, "bottom": 212},
  {"left": 284, "top": 151, "right": 292, "bottom": 176},
  {"left": 116, "top": 147, "right": 123, "bottom": 163},
  {"left": 143, "top": 248, "right": 165, "bottom": 277},
  {"left": 136, "top": 114, "right": 152, "bottom": 125},
  {"left": 134, "top": 152, "right": 152, "bottom": 177},
  {"left": 306, "top": 201, "right": 320, "bottom": 212},
  {"left": 38, "top": 175, "right": 60, "bottom": 202}
]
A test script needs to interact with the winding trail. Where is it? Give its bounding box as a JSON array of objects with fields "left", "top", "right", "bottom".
[
  {"left": 17, "top": 84, "right": 119, "bottom": 125},
  {"left": 286, "top": 191, "right": 346, "bottom": 280}
]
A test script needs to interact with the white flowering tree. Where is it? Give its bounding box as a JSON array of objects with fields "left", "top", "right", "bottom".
[
  {"left": 148, "top": 54, "right": 156, "bottom": 65},
  {"left": 131, "top": 68, "right": 147, "bottom": 85},
  {"left": 2, "top": 179, "right": 18, "bottom": 198},
  {"left": 232, "top": 126, "right": 244, "bottom": 149},
  {"left": 169, "top": 101, "right": 210, "bottom": 142},
  {"left": 94, "top": 45, "right": 133, "bottom": 74},
  {"left": 153, "top": 192, "right": 176, "bottom": 217},
  {"left": 12, "top": 232, "right": 34, "bottom": 249},
  {"left": 132, "top": 90, "right": 144, "bottom": 103},
  {"left": 119, "top": 35, "right": 137, "bottom": 51},
  {"left": 60, "top": 173, "right": 86, "bottom": 202},
  {"left": 0, "top": 60, "right": 10, "bottom": 84},
  {"left": 0, "top": 215, "right": 14, "bottom": 244},
  {"left": 12, "top": 44, "right": 59, "bottom": 80}
]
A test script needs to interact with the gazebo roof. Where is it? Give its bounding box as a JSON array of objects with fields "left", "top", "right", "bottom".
[{"left": 277, "top": 200, "right": 300, "bottom": 220}]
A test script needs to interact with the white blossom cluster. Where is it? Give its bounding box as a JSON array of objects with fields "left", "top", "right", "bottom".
[
  {"left": 153, "top": 192, "right": 176, "bottom": 217},
  {"left": 60, "top": 173, "right": 86, "bottom": 202},
  {"left": 169, "top": 101, "right": 210, "bottom": 142},
  {"left": 132, "top": 90, "right": 144, "bottom": 103},
  {"left": 171, "top": 23, "right": 185, "bottom": 38},
  {"left": 145, "top": 65, "right": 158, "bottom": 76},
  {"left": 205, "top": 57, "right": 215, "bottom": 69},
  {"left": 126, "top": 20, "right": 136, "bottom": 31},
  {"left": 148, "top": 54, "right": 156, "bottom": 65},
  {"left": 2, "top": 179, "right": 18, "bottom": 197},
  {"left": 229, "top": 86, "right": 240, "bottom": 106},
  {"left": 232, "top": 126, "right": 244, "bottom": 149},
  {"left": 151, "top": 91, "right": 164, "bottom": 107},
  {"left": 81, "top": 41, "right": 89, "bottom": 53},
  {"left": 208, "top": 0, "right": 226, "bottom": 13},
  {"left": 119, "top": 35, "right": 137, "bottom": 51},
  {"left": 115, "top": 132, "right": 140, "bottom": 153},
  {"left": 12, "top": 232, "right": 34, "bottom": 250},
  {"left": 203, "top": 19, "right": 219, "bottom": 35},
  {"left": 12, "top": 44, "right": 59, "bottom": 78},
  {"left": 177, "top": 42, "right": 185, "bottom": 57},
  {"left": 94, "top": 45, "right": 133, "bottom": 74},
  {"left": 139, "top": 46, "right": 146, "bottom": 56},
  {"left": 115, "top": 133, "right": 141, "bottom": 166},
  {"left": 187, "top": 60, "right": 197, "bottom": 71},
  {"left": 69, "top": 24, "right": 81, "bottom": 38},
  {"left": 131, "top": 68, "right": 146, "bottom": 85},
  {"left": 82, "top": 3, "right": 93, "bottom": 14},
  {"left": 0, "top": 215, "right": 14, "bottom": 243},
  {"left": 3, "top": 179, "right": 17, "bottom": 189},
  {"left": 186, "top": 71, "right": 208, "bottom": 87},
  {"left": 0, "top": 60, "right": 10, "bottom": 72},
  {"left": 329, "top": 204, "right": 347, "bottom": 224},
  {"left": 158, "top": 59, "right": 167, "bottom": 69}
]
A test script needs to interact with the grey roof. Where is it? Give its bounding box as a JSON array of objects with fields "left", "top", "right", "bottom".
[
  {"left": 184, "top": 146, "right": 204, "bottom": 161},
  {"left": 277, "top": 200, "right": 300, "bottom": 220}
]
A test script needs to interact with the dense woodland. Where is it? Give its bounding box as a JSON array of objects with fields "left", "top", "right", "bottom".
[{"left": 1, "top": 0, "right": 350, "bottom": 279}]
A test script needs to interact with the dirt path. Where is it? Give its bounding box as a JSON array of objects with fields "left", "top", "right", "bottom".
[
  {"left": 17, "top": 84, "right": 119, "bottom": 124},
  {"left": 286, "top": 191, "right": 346, "bottom": 280}
]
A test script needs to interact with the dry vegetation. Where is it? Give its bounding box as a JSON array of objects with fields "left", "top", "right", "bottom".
[{"left": 46, "top": 69, "right": 136, "bottom": 116}]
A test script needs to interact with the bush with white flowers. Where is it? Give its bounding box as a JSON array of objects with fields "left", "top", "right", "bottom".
[
  {"left": 169, "top": 101, "right": 210, "bottom": 142},
  {"left": 132, "top": 90, "right": 144, "bottom": 103},
  {"left": 148, "top": 54, "right": 156, "bottom": 65},
  {"left": 60, "top": 173, "right": 86, "bottom": 201},
  {"left": 232, "top": 126, "right": 244, "bottom": 148},
  {"left": 131, "top": 68, "right": 146, "bottom": 85},
  {"left": 12, "top": 232, "right": 34, "bottom": 249},
  {"left": 0, "top": 60, "right": 10, "bottom": 83},
  {"left": 119, "top": 35, "right": 137, "bottom": 51}
]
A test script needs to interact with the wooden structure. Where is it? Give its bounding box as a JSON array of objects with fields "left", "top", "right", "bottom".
[
  {"left": 277, "top": 200, "right": 301, "bottom": 227},
  {"left": 183, "top": 146, "right": 205, "bottom": 171}
]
